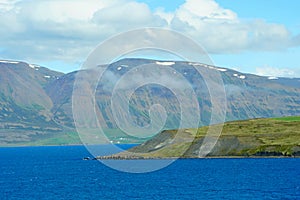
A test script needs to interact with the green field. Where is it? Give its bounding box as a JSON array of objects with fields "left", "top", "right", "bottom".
[
  {"left": 274, "top": 116, "right": 300, "bottom": 121},
  {"left": 2, "top": 128, "right": 147, "bottom": 147},
  {"left": 20, "top": 131, "right": 81, "bottom": 146}
]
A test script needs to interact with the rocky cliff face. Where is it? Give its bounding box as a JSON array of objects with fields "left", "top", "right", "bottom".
[{"left": 0, "top": 58, "right": 300, "bottom": 145}]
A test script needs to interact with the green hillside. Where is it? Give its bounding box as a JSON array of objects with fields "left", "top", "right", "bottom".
[{"left": 98, "top": 116, "right": 300, "bottom": 159}]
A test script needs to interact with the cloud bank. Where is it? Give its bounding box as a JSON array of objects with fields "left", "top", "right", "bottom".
[
  {"left": 256, "top": 66, "right": 300, "bottom": 78},
  {"left": 0, "top": 0, "right": 298, "bottom": 68}
]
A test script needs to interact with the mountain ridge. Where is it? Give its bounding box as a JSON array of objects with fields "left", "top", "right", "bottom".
[{"left": 0, "top": 58, "right": 300, "bottom": 146}]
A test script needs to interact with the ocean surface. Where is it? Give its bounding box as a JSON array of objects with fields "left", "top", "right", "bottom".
[{"left": 0, "top": 145, "right": 299, "bottom": 200}]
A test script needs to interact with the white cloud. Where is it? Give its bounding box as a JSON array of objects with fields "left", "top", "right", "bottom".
[
  {"left": 256, "top": 66, "right": 300, "bottom": 78},
  {"left": 0, "top": 0, "right": 169, "bottom": 65},
  {"left": 167, "top": 0, "right": 292, "bottom": 53},
  {"left": 0, "top": 0, "right": 298, "bottom": 70},
  {"left": 155, "top": 8, "right": 174, "bottom": 25},
  {"left": 176, "top": 0, "right": 237, "bottom": 22},
  {"left": 0, "top": 0, "right": 20, "bottom": 11},
  {"left": 92, "top": 1, "right": 166, "bottom": 34},
  {"left": 20, "top": 1, "right": 105, "bottom": 23}
]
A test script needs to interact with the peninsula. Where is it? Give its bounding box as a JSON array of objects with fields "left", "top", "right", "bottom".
[{"left": 95, "top": 116, "right": 300, "bottom": 159}]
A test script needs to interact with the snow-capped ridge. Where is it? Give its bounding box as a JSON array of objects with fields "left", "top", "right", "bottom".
[
  {"left": 29, "top": 64, "right": 41, "bottom": 69},
  {"left": 188, "top": 62, "right": 227, "bottom": 72}
]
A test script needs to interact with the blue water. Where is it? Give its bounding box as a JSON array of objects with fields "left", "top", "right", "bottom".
[{"left": 0, "top": 146, "right": 299, "bottom": 200}]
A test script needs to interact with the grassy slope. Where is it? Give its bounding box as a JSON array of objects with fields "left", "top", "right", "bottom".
[
  {"left": 0, "top": 128, "right": 146, "bottom": 147},
  {"left": 110, "top": 116, "right": 300, "bottom": 158},
  {"left": 21, "top": 131, "right": 81, "bottom": 146}
]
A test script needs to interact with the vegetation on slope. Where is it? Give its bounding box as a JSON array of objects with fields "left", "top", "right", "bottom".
[{"left": 99, "top": 116, "right": 300, "bottom": 158}]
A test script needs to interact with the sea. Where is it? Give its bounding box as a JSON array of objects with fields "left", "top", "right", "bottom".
[{"left": 0, "top": 145, "right": 299, "bottom": 200}]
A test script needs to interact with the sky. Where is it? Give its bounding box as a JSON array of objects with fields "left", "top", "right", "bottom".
[{"left": 0, "top": 0, "right": 299, "bottom": 77}]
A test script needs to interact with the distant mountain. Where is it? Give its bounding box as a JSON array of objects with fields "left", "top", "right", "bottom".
[
  {"left": 0, "top": 58, "right": 300, "bottom": 146},
  {"left": 0, "top": 60, "right": 65, "bottom": 145}
]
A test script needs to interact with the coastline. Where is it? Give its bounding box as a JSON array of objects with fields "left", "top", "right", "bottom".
[
  {"left": 0, "top": 143, "right": 139, "bottom": 150},
  {"left": 1, "top": 145, "right": 299, "bottom": 159},
  {"left": 94, "top": 154, "right": 300, "bottom": 160},
  {"left": 0, "top": 144, "right": 85, "bottom": 148},
  {"left": 93, "top": 156, "right": 300, "bottom": 160}
]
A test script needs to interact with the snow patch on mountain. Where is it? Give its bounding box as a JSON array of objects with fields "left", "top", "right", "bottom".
[
  {"left": 0, "top": 60, "right": 19, "bottom": 64},
  {"left": 156, "top": 61, "right": 175, "bottom": 66},
  {"left": 268, "top": 76, "right": 278, "bottom": 80},
  {"left": 29, "top": 64, "right": 41, "bottom": 69}
]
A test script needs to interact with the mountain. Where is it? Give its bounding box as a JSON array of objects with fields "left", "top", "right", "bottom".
[
  {"left": 52, "top": 58, "right": 300, "bottom": 128},
  {"left": 0, "top": 60, "right": 66, "bottom": 145},
  {"left": 0, "top": 58, "right": 300, "bottom": 146},
  {"left": 96, "top": 116, "right": 300, "bottom": 159}
]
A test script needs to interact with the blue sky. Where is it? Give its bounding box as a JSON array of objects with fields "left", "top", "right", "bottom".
[
  {"left": 212, "top": 0, "right": 300, "bottom": 76},
  {"left": 0, "top": 0, "right": 299, "bottom": 77},
  {"left": 138, "top": 0, "right": 300, "bottom": 77}
]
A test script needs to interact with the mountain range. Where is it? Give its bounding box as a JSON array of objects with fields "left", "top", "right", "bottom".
[{"left": 0, "top": 58, "right": 300, "bottom": 146}]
